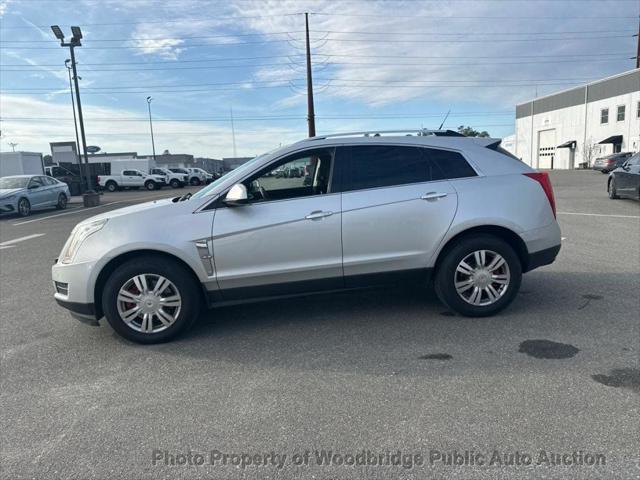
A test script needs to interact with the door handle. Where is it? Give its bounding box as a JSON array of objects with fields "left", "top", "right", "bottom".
[
  {"left": 305, "top": 210, "right": 333, "bottom": 220},
  {"left": 421, "top": 192, "right": 448, "bottom": 201}
]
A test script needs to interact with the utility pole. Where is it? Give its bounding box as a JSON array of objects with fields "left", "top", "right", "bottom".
[
  {"left": 65, "top": 59, "right": 81, "bottom": 164},
  {"left": 146, "top": 96, "right": 157, "bottom": 162},
  {"left": 304, "top": 12, "right": 316, "bottom": 137},
  {"left": 51, "top": 25, "right": 94, "bottom": 196},
  {"left": 9, "top": 142, "right": 18, "bottom": 152},
  {"left": 636, "top": 17, "right": 639, "bottom": 69}
]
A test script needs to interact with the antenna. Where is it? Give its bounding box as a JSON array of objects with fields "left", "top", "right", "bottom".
[
  {"left": 230, "top": 106, "right": 237, "bottom": 157},
  {"left": 438, "top": 109, "right": 451, "bottom": 130}
]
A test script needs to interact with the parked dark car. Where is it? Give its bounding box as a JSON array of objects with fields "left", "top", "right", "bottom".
[
  {"left": 608, "top": 153, "right": 640, "bottom": 200},
  {"left": 593, "top": 152, "right": 633, "bottom": 173}
]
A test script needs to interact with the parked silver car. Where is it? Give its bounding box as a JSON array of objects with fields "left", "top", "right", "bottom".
[
  {"left": 52, "top": 131, "right": 561, "bottom": 343},
  {"left": 1, "top": 175, "right": 70, "bottom": 217}
]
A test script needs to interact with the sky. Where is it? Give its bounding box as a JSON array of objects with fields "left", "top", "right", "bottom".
[{"left": 0, "top": 0, "right": 638, "bottom": 158}]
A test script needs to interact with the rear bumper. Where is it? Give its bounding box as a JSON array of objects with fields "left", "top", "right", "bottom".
[{"left": 526, "top": 244, "right": 561, "bottom": 272}]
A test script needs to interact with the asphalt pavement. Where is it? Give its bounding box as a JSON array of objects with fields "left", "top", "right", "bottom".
[{"left": 0, "top": 172, "right": 638, "bottom": 479}]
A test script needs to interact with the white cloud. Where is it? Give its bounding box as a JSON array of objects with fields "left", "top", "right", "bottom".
[
  {"left": 133, "top": 37, "right": 185, "bottom": 59},
  {"left": 230, "top": 0, "right": 636, "bottom": 106}
]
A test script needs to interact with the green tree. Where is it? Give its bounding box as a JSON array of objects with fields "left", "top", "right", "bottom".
[{"left": 457, "top": 125, "right": 490, "bottom": 138}]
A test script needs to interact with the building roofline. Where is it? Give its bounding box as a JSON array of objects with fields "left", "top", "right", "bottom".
[{"left": 516, "top": 68, "right": 639, "bottom": 107}]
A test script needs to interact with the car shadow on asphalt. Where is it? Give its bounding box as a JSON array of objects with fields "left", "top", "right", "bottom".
[{"left": 134, "top": 270, "right": 637, "bottom": 376}]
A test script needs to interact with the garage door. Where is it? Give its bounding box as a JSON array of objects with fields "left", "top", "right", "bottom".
[{"left": 537, "top": 129, "right": 556, "bottom": 169}]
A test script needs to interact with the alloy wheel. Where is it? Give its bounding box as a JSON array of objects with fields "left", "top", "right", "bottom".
[
  {"left": 116, "top": 274, "right": 182, "bottom": 333},
  {"left": 454, "top": 249, "right": 511, "bottom": 306},
  {"left": 18, "top": 199, "right": 30, "bottom": 216}
]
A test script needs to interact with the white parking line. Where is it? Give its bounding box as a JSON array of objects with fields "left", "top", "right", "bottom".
[
  {"left": 0, "top": 233, "right": 46, "bottom": 246},
  {"left": 11, "top": 194, "right": 165, "bottom": 226},
  {"left": 557, "top": 211, "right": 640, "bottom": 219}
]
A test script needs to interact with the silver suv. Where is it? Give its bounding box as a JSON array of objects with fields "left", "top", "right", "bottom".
[{"left": 52, "top": 130, "right": 561, "bottom": 343}]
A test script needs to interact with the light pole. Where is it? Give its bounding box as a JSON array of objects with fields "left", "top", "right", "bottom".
[
  {"left": 146, "top": 96, "right": 157, "bottom": 163},
  {"left": 64, "top": 59, "right": 82, "bottom": 166},
  {"left": 51, "top": 25, "right": 96, "bottom": 201}
]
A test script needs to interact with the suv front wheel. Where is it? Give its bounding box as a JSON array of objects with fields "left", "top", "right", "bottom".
[
  {"left": 434, "top": 235, "right": 522, "bottom": 317},
  {"left": 102, "top": 256, "right": 201, "bottom": 343}
]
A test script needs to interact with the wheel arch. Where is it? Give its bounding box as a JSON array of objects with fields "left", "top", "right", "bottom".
[
  {"left": 433, "top": 225, "right": 529, "bottom": 275},
  {"left": 93, "top": 249, "right": 205, "bottom": 319}
]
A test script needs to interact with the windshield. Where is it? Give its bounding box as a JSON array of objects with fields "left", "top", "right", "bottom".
[
  {"left": 0, "top": 177, "right": 29, "bottom": 189},
  {"left": 190, "top": 153, "right": 268, "bottom": 200}
]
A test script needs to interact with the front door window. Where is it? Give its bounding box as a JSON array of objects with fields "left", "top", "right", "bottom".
[{"left": 245, "top": 148, "right": 334, "bottom": 203}]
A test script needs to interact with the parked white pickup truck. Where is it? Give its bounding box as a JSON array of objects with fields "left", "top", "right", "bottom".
[
  {"left": 149, "top": 167, "right": 188, "bottom": 188},
  {"left": 169, "top": 167, "right": 206, "bottom": 186},
  {"left": 98, "top": 169, "right": 166, "bottom": 192}
]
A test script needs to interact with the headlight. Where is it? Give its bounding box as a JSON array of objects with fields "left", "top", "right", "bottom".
[{"left": 60, "top": 219, "right": 108, "bottom": 264}]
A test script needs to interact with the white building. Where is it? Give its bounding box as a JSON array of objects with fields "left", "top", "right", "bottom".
[
  {"left": 501, "top": 134, "right": 516, "bottom": 156},
  {"left": 515, "top": 69, "right": 639, "bottom": 169}
]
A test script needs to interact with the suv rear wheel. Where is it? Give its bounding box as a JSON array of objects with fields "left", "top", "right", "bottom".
[
  {"left": 435, "top": 234, "right": 522, "bottom": 317},
  {"left": 102, "top": 256, "right": 201, "bottom": 343}
]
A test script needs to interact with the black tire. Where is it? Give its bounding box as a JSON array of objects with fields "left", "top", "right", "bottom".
[
  {"left": 105, "top": 181, "right": 117, "bottom": 193},
  {"left": 17, "top": 197, "right": 31, "bottom": 217},
  {"left": 145, "top": 181, "right": 156, "bottom": 191},
  {"left": 608, "top": 178, "right": 619, "bottom": 199},
  {"left": 170, "top": 179, "right": 180, "bottom": 188},
  {"left": 102, "top": 256, "right": 202, "bottom": 344},
  {"left": 56, "top": 193, "right": 68, "bottom": 210},
  {"left": 434, "top": 234, "right": 522, "bottom": 317},
  {"left": 190, "top": 177, "right": 201, "bottom": 186}
]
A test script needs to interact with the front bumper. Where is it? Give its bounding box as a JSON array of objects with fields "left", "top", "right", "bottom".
[
  {"left": 0, "top": 198, "right": 18, "bottom": 214},
  {"left": 54, "top": 297, "right": 97, "bottom": 323},
  {"left": 52, "top": 259, "right": 100, "bottom": 320}
]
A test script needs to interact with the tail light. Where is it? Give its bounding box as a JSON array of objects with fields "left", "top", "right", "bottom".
[
  {"left": 97, "top": 175, "right": 101, "bottom": 182},
  {"left": 524, "top": 172, "right": 556, "bottom": 218}
]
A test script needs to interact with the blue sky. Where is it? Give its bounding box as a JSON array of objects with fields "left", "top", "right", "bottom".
[{"left": 1, "top": 0, "right": 638, "bottom": 158}]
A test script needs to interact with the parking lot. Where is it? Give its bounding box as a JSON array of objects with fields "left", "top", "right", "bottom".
[{"left": 0, "top": 171, "right": 638, "bottom": 479}]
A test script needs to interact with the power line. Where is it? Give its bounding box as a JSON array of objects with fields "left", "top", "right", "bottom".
[
  {"left": 0, "top": 31, "right": 308, "bottom": 43},
  {"left": 309, "top": 11, "right": 636, "bottom": 19},
  {"left": 0, "top": 13, "right": 304, "bottom": 29},
  {"left": 1, "top": 57, "right": 631, "bottom": 73},
  {"left": 4, "top": 28, "right": 635, "bottom": 43},
  {"left": 0, "top": 81, "right": 607, "bottom": 95},
  {"left": 0, "top": 76, "right": 601, "bottom": 92},
  {"left": 0, "top": 52, "right": 626, "bottom": 68},
  {"left": 0, "top": 33, "right": 632, "bottom": 49},
  {"left": 0, "top": 111, "right": 515, "bottom": 122}
]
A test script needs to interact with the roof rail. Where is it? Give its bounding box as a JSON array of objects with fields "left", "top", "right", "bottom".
[{"left": 308, "top": 129, "right": 465, "bottom": 140}]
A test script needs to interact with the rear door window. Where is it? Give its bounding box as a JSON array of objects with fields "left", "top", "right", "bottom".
[
  {"left": 341, "top": 145, "right": 430, "bottom": 192},
  {"left": 425, "top": 148, "right": 478, "bottom": 180}
]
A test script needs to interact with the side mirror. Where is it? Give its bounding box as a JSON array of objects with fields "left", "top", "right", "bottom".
[{"left": 224, "top": 183, "right": 249, "bottom": 206}]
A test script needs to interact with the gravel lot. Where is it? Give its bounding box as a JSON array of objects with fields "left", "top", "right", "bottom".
[{"left": 1, "top": 171, "right": 638, "bottom": 480}]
